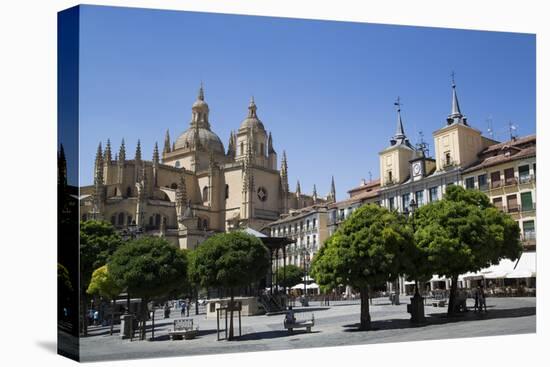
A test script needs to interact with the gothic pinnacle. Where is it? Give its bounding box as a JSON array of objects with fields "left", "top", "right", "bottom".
[
  {"left": 118, "top": 139, "right": 126, "bottom": 163},
  {"left": 135, "top": 139, "right": 142, "bottom": 161},
  {"left": 104, "top": 139, "right": 112, "bottom": 163}
]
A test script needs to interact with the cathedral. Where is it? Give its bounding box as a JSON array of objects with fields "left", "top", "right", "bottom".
[{"left": 80, "top": 85, "right": 335, "bottom": 249}]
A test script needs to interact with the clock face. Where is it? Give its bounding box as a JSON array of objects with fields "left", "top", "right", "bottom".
[{"left": 413, "top": 162, "right": 422, "bottom": 176}]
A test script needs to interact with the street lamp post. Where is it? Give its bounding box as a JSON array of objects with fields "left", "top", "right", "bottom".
[
  {"left": 300, "top": 244, "right": 311, "bottom": 307},
  {"left": 119, "top": 221, "right": 143, "bottom": 339},
  {"left": 408, "top": 198, "right": 425, "bottom": 324}
]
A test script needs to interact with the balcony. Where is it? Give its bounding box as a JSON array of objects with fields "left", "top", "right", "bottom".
[
  {"left": 490, "top": 181, "right": 502, "bottom": 189},
  {"left": 478, "top": 184, "right": 489, "bottom": 191},
  {"left": 504, "top": 178, "right": 518, "bottom": 187},
  {"left": 522, "top": 232, "right": 536, "bottom": 250},
  {"left": 519, "top": 175, "right": 535, "bottom": 184},
  {"left": 506, "top": 205, "right": 519, "bottom": 214}
]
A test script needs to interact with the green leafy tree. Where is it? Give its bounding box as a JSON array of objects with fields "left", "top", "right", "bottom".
[
  {"left": 58, "top": 263, "right": 73, "bottom": 320},
  {"left": 189, "top": 232, "right": 270, "bottom": 340},
  {"left": 87, "top": 265, "right": 122, "bottom": 335},
  {"left": 109, "top": 236, "right": 188, "bottom": 339},
  {"left": 276, "top": 264, "right": 303, "bottom": 289},
  {"left": 311, "top": 204, "right": 411, "bottom": 330},
  {"left": 414, "top": 185, "right": 522, "bottom": 315},
  {"left": 80, "top": 220, "right": 122, "bottom": 335}
]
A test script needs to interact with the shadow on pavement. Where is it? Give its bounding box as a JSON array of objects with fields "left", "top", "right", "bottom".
[
  {"left": 341, "top": 306, "right": 535, "bottom": 332},
  {"left": 237, "top": 329, "right": 321, "bottom": 341}
]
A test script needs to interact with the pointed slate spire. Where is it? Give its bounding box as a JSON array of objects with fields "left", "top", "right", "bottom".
[
  {"left": 296, "top": 180, "right": 301, "bottom": 197},
  {"left": 163, "top": 130, "right": 171, "bottom": 154},
  {"left": 118, "top": 139, "right": 126, "bottom": 163},
  {"left": 103, "top": 139, "right": 112, "bottom": 164},
  {"left": 390, "top": 97, "right": 407, "bottom": 146},
  {"left": 328, "top": 176, "right": 336, "bottom": 202},
  {"left": 447, "top": 72, "right": 467, "bottom": 126},
  {"left": 198, "top": 82, "right": 205, "bottom": 101}
]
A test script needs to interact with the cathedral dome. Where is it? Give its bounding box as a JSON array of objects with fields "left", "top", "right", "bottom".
[
  {"left": 174, "top": 127, "right": 225, "bottom": 154},
  {"left": 239, "top": 97, "right": 266, "bottom": 131}
]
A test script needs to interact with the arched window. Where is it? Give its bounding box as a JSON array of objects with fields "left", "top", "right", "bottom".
[
  {"left": 127, "top": 215, "right": 132, "bottom": 225},
  {"left": 203, "top": 218, "right": 208, "bottom": 230},
  {"left": 111, "top": 215, "right": 116, "bottom": 225},
  {"left": 203, "top": 186, "right": 209, "bottom": 202},
  {"left": 149, "top": 216, "right": 154, "bottom": 227},
  {"left": 175, "top": 160, "right": 181, "bottom": 168},
  {"left": 118, "top": 212, "right": 125, "bottom": 226},
  {"left": 155, "top": 214, "right": 161, "bottom": 228},
  {"left": 114, "top": 187, "right": 118, "bottom": 196},
  {"left": 171, "top": 183, "right": 177, "bottom": 189},
  {"left": 126, "top": 186, "right": 132, "bottom": 197},
  {"left": 225, "top": 184, "right": 229, "bottom": 199},
  {"left": 260, "top": 143, "right": 264, "bottom": 156},
  {"left": 240, "top": 142, "right": 244, "bottom": 156}
]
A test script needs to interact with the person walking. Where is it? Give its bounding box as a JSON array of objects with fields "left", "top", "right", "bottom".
[
  {"left": 473, "top": 286, "right": 480, "bottom": 312},
  {"left": 479, "top": 285, "right": 487, "bottom": 313},
  {"left": 180, "top": 301, "right": 186, "bottom": 317}
]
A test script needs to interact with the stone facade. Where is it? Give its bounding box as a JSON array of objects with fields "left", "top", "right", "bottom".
[{"left": 80, "top": 85, "right": 331, "bottom": 249}]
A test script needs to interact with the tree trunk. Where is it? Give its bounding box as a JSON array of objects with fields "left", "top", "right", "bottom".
[
  {"left": 229, "top": 288, "right": 235, "bottom": 340},
  {"left": 195, "top": 288, "right": 199, "bottom": 315},
  {"left": 447, "top": 275, "right": 459, "bottom": 316},
  {"left": 110, "top": 299, "right": 115, "bottom": 335},
  {"left": 359, "top": 286, "right": 371, "bottom": 330},
  {"left": 81, "top": 292, "right": 88, "bottom": 336},
  {"left": 140, "top": 299, "right": 148, "bottom": 340}
]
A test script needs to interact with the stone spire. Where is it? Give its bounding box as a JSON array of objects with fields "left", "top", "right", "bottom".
[
  {"left": 390, "top": 97, "right": 408, "bottom": 146},
  {"left": 242, "top": 132, "right": 255, "bottom": 193},
  {"left": 312, "top": 184, "right": 318, "bottom": 203},
  {"left": 176, "top": 173, "right": 192, "bottom": 223},
  {"left": 446, "top": 72, "right": 468, "bottom": 126},
  {"left": 328, "top": 176, "right": 336, "bottom": 202},
  {"left": 135, "top": 140, "right": 142, "bottom": 161},
  {"left": 94, "top": 142, "right": 104, "bottom": 185},
  {"left": 152, "top": 142, "right": 160, "bottom": 166},
  {"left": 296, "top": 180, "right": 301, "bottom": 197},
  {"left": 58, "top": 144, "right": 67, "bottom": 188},
  {"left": 268, "top": 132, "right": 275, "bottom": 154},
  {"left": 280, "top": 150, "right": 289, "bottom": 193},
  {"left": 163, "top": 129, "right": 171, "bottom": 155},
  {"left": 103, "top": 139, "right": 112, "bottom": 165},
  {"left": 118, "top": 139, "right": 126, "bottom": 163},
  {"left": 227, "top": 131, "right": 236, "bottom": 157}
]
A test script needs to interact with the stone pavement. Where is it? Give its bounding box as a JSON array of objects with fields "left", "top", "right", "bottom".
[{"left": 80, "top": 297, "right": 536, "bottom": 362}]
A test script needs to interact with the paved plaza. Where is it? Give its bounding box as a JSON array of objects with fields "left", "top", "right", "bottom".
[{"left": 79, "top": 297, "right": 536, "bottom": 362}]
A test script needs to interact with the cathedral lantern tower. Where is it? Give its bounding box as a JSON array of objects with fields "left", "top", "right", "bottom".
[
  {"left": 236, "top": 97, "right": 269, "bottom": 168},
  {"left": 165, "top": 84, "right": 225, "bottom": 171},
  {"left": 379, "top": 97, "right": 416, "bottom": 187}
]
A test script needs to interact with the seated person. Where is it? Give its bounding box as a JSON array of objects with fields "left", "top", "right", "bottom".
[{"left": 285, "top": 306, "right": 296, "bottom": 324}]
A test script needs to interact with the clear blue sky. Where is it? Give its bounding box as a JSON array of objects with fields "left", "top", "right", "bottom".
[{"left": 78, "top": 5, "right": 536, "bottom": 199}]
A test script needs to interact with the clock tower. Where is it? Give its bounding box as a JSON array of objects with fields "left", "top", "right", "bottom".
[{"left": 409, "top": 134, "right": 436, "bottom": 181}]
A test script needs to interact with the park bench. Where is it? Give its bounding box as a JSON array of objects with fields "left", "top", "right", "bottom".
[
  {"left": 283, "top": 314, "right": 315, "bottom": 333},
  {"left": 431, "top": 300, "right": 446, "bottom": 307},
  {"left": 168, "top": 318, "right": 198, "bottom": 340}
]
